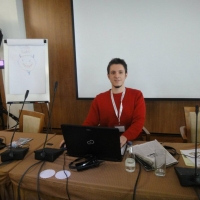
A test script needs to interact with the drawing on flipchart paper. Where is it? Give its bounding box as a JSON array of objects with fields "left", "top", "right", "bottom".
[
  {"left": 8, "top": 45, "right": 46, "bottom": 95},
  {"left": 18, "top": 46, "right": 36, "bottom": 75}
]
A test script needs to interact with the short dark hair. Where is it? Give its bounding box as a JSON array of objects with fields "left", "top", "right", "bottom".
[{"left": 107, "top": 58, "right": 127, "bottom": 74}]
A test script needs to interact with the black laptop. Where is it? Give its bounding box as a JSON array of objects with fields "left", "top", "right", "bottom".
[{"left": 61, "top": 124, "right": 126, "bottom": 162}]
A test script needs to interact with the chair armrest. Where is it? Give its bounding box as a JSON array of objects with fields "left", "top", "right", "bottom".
[
  {"left": 5, "top": 126, "right": 19, "bottom": 132},
  {"left": 180, "top": 126, "right": 187, "bottom": 143},
  {"left": 142, "top": 126, "right": 151, "bottom": 141}
]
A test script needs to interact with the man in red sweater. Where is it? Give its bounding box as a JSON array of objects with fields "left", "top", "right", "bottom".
[
  {"left": 82, "top": 58, "right": 146, "bottom": 147},
  {"left": 60, "top": 58, "right": 146, "bottom": 148}
]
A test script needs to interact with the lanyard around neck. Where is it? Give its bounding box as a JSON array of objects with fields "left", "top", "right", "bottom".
[{"left": 110, "top": 88, "right": 126, "bottom": 125}]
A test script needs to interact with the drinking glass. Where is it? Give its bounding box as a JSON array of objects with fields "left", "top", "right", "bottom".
[{"left": 154, "top": 149, "right": 166, "bottom": 177}]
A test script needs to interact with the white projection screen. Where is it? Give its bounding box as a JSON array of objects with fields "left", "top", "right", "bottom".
[{"left": 72, "top": 0, "right": 200, "bottom": 99}]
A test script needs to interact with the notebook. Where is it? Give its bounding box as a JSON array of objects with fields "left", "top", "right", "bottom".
[{"left": 61, "top": 124, "right": 126, "bottom": 162}]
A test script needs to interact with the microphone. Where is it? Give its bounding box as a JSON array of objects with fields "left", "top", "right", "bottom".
[
  {"left": 34, "top": 81, "right": 64, "bottom": 162},
  {"left": 1, "top": 90, "right": 30, "bottom": 162},
  {"left": 24, "top": 90, "right": 29, "bottom": 99},
  {"left": 43, "top": 81, "right": 58, "bottom": 148},
  {"left": 174, "top": 105, "right": 200, "bottom": 186},
  {"left": 194, "top": 105, "right": 199, "bottom": 177},
  {"left": 1, "top": 109, "right": 18, "bottom": 122}
]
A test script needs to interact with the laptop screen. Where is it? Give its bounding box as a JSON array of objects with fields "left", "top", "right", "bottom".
[{"left": 61, "top": 124, "right": 125, "bottom": 162}]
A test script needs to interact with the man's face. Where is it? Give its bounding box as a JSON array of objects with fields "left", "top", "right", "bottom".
[{"left": 107, "top": 64, "right": 127, "bottom": 88}]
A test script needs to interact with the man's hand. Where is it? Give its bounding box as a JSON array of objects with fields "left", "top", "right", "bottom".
[
  {"left": 59, "top": 140, "right": 66, "bottom": 148},
  {"left": 120, "top": 135, "right": 127, "bottom": 147}
]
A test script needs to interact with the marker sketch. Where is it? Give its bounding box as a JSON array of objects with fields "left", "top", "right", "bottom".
[
  {"left": 8, "top": 45, "right": 46, "bottom": 95},
  {"left": 18, "top": 46, "right": 36, "bottom": 75}
]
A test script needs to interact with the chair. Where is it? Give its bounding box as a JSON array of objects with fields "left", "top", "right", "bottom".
[
  {"left": 19, "top": 110, "right": 45, "bottom": 133},
  {"left": 142, "top": 126, "right": 151, "bottom": 141},
  {"left": 180, "top": 107, "right": 200, "bottom": 143},
  {"left": 135, "top": 126, "right": 151, "bottom": 141}
]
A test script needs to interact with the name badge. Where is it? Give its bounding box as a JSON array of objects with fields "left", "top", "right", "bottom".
[{"left": 115, "top": 126, "right": 125, "bottom": 132}]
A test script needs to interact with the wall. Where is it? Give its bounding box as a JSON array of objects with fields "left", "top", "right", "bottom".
[
  {"left": 13, "top": 0, "right": 200, "bottom": 134},
  {"left": 22, "top": 0, "right": 92, "bottom": 131},
  {"left": 0, "top": 0, "right": 33, "bottom": 128}
]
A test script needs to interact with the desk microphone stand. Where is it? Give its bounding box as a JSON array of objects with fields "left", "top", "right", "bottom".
[{"left": 174, "top": 105, "right": 200, "bottom": 186}]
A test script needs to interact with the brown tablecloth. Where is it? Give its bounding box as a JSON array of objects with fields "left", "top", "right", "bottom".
[
  {"left": 0, "top": 131, "right": 55, "bottom": 200},
  {"left": 8, "top": 138, "right": 200, "bottom": 200}
]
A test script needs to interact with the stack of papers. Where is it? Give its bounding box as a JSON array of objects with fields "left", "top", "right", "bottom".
[
  {"left": 9, "top": 137, "right": 33, "bottom": 148},
  {"left": 180, "top": 149, "right": 200, "bottom": 167}
]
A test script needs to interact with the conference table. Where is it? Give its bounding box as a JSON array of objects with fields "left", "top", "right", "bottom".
[
  {"left": 0, "top": 131, "right": 56, "bottom": 200},
  {"left": 8, "top": 135, "right": 200, "bottom": 200}
]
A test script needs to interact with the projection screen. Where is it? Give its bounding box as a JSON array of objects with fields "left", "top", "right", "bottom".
[{"left": 72, "top": 0, "right": 200, "bottom": 99}]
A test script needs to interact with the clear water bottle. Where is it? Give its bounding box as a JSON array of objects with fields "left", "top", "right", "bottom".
[{"left": 125, "top": 146, "right": 135, "bottom": 172}]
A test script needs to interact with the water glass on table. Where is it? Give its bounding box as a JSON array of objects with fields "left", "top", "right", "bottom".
[{"left": 154, "top": 148, "right": 166, "bottom": 177}]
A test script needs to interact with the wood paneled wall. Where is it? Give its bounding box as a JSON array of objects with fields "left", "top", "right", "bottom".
[
  {"left": 22, "top": 0, "right": 200, "bottom": 134},
  {"left": 23, "top": 0, "right": 92, "bottom": 129}
]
